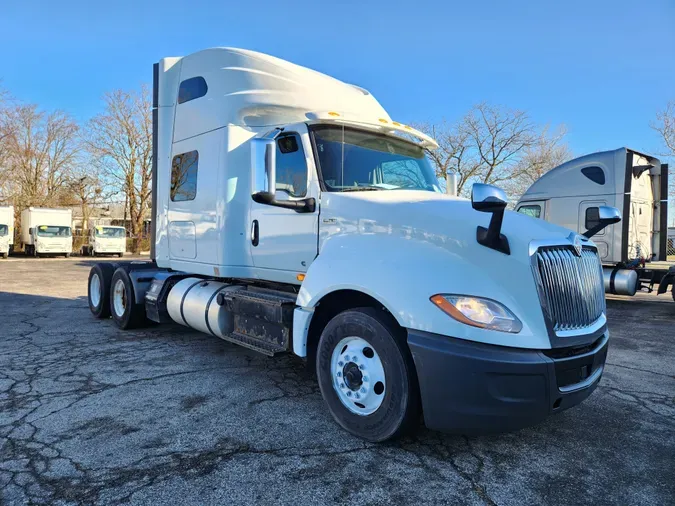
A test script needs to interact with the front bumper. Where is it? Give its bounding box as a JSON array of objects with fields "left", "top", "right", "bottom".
[{"left": 408, "top": 329, "right": 608, "bottom": 434}]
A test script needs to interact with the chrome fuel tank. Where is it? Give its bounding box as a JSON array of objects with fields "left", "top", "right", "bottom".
[{"left": 166, "top": 277, "right": 245, "bottom": 338}]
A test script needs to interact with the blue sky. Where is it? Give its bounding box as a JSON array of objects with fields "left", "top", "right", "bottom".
[{"left": 1, "top": 0, "right": 674, "bottom": 158}]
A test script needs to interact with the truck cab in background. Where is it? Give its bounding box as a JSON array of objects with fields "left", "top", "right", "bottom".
[
  {"left": 516, "top": 149, "right": 674, "bottom": 299},
  {"left": 0, "top": 205, "right": 14, "bottom": 258},
  {"left": 82, "top": 225, "right": 126, "bottom": 257},
  {"left": 86, "top": 48, "right": 617, "bottom": 441},
  {"left": 21, "top": 207, "right": 73, "bottom": 257}
]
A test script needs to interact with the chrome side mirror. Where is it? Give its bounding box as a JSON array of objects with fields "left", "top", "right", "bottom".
[
  {"left": 471, "top": 183, "right": 508, "bottom": 213},
  {"left": 251, "top": 138, "right": 276, "bottom": 196},
  {"left": 471, "top": 183, "right": 510, "bottom": 255},
  {"left": 583, "top": 206, "right": 622, "bottom": 238}
]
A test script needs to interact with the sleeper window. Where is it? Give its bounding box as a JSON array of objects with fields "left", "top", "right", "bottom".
[
  {"left": 518, "top": 205, "right": 542, "bottom": 219},
  {"left": 276, "top": 134, "right": 308, "bottom": 198},
  {"left": 581, "top": 166, "right": 605, "bottom": 185},
  {"left": 171, "top": 151, "right": 198, "bottom": 201},
  {"left": 178, "top": 77, "right": 208, "bottom": 104}
]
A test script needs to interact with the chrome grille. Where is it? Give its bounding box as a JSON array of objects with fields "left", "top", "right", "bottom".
[{"left": 532, "top": 246, "right": 605, "bottom": 332}]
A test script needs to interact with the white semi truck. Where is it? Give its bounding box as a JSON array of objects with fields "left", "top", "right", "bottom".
[
  {"left": 21, "top": 207, "right": 73, "bottom": 257},
  {"left": 516, "top": 148, "right": 674, "bottom": 301},
  {"left": 81, "top": 223, "right": 126, "bottom": 257},
  {"left": 87, "top": 48, "right": 618, "bottom": 441},
  {"left": 0, "top": 205, "right": 14, "bottom": 258}
]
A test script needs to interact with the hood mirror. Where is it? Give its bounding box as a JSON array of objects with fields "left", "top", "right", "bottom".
[
  {"left": 471, "top": 183, "right": 510, "bottom": 255},
  {"left": 583, "top": 206, "right": 621, "bottom": 238}
]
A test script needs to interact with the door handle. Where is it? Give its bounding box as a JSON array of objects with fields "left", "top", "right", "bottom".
[{"left": 251, "top": 220, "right": 259, "bottom": 246}]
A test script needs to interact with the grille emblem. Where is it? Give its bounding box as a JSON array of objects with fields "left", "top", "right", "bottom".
[{"left": 569, "top": 232, "right": 583, "bottom": 256}]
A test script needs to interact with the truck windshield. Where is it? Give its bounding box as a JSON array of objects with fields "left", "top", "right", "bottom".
[
  {"left": 96, "top": 227, "right": 125, "bottom": 238},
  {"left": 36, "top": 226, "right": 71, "bottom": 237},
  {"left": 0, "top": 225, "right": 7, "bottom": 236},
  {"left": 310, "top": 125, "right": 441, "bottom": 192}
]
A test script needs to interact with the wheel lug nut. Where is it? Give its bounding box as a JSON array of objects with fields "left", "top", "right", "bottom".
[
  {"left": 344, "top": 355, "right": 350, "bottom": 361},
  {"left": 340, "top": 383, "right": 346, "bottom": 389},
  {"left": 337, "top": 372, "right": 342, "bottom": 377},
  {"left": 359, "top": 364, "right": 365, "bottom": 370},
  {"left": 352, "top": 356, "right": 357, "bottom": 362},
  {"left": 355, "top": 393, "right": 360, "bottom": 399},
  {"left": 338, "top": 361, "right": 343, "bottom": 367},
  {"left": 360, "top": 388, "right": 366, "bottom": 393},
  {"left": 363, "top": 376, "right": 368, "bottom": 382},
  {"left": 347, "top": 391, "right": 352, "bottom": 397}
]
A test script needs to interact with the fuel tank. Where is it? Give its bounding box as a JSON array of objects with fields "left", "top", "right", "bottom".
[
  {"left": 603, "top": 267, "right": 638, "bottom": 296},
  {"left": 166, "top": 277, "right": 245, "bottom": 338}
]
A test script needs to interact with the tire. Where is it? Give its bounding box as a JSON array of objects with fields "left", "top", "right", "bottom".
[
  {"left": 316, "top": 307, "right": 420, "bottom": 442},
  {"left": 118, "top": 253, "right": 124, "bottom": 258},
  {"left": 88, "top": 263, "right": 115, "bottom": 319},
  {"left": 1, "top": 253, "right": 7, "bottom": 259},
  {"left": 109, "top": 267, "right": 146, "bottom": 330},
  {"left": 65, "top": 253, "right": 70, "bottom": 258}
]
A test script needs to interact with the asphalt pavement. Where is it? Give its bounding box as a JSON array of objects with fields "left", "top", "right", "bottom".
[{"left": 1, "top": 256, "right": 673, "bottom": 505}]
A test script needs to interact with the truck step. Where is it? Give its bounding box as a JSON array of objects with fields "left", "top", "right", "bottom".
[{"left": 220, "top": 331, "right": 287, "bottom": 357}]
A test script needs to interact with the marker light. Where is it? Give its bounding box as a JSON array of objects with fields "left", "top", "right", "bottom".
[
  {"left": 378, "top": 118, "right": 389, "bottom": 123},
  {"left": 328, "top": 111, "right": 340, "bottom": 117},
  {"left": 296, "top": 273, "right": 306, "bottom": 282},
  {"left": 430, "top": 294, "right": 522, "bottom": 333}
]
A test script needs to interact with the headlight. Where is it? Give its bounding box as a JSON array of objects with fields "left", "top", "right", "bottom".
[{"left": 430, "top": 294, "right": 522, "bottom": 333}]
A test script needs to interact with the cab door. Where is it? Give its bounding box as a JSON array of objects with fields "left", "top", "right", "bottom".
[
  {"left": 579, "top": 200, "right": 610, "bottom": 260},
  {"left": 250, "top": 124, "right": 320, "bottom": 283}
]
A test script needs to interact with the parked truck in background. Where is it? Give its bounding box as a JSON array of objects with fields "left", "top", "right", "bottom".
[
  {"left": 516, "top": 148, "right": 674, "bottom": 301},
  {"left": 81, "top": 222, "right": 126, "bottom": 257},
  {"left": 0, "top": 206, "right": 14, "bottom": 259},
  {"left": 86, "top": 48, "right": 618, "bottom": 441},
  {"left": 21, "top": 207, "right": 73, "bottom": 257}
]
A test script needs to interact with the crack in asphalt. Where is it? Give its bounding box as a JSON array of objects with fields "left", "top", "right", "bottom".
[{"left": 1, "top": 260, "right": 674, "bottom": 505}]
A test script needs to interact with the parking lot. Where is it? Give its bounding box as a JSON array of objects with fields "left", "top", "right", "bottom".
[{"left": 0, "top": 257, "right": 673, "bottom": 505}]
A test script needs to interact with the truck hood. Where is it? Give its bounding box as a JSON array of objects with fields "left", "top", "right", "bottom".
[
  {"left": 314, "top": 190, "right": 597, "bottom": 349},
  {"left": 320, "top": 190, "right": 580, "bottom": 254}
]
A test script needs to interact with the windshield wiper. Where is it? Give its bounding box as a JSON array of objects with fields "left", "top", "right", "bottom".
[{"left": 340, "top": 186, "right": 385, "bottom": 192}]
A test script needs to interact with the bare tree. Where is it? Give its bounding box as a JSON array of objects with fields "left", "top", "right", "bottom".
[
  {"left": 66, "top": 170, "right": 106, "bottom": 232},
  {"left": 651, "top": 100, "right": 675, "bottom": 227},
  {"left": 419, "top": 103, "right": 570, "bottom": 200},
  {"left": 3, "top": 104, "right": 80, "bottom": 207},
  {"left": 84, "top": 87, "right": 152, "bottom": 253}
]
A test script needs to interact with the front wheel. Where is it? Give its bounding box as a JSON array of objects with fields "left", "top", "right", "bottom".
[{"left": 316, "top": 307, "right": 420, "bottom": 442}]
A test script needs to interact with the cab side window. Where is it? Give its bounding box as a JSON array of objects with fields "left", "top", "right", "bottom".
[
  {"left": 171, "top": 151, "right": 199, "bottom": 202},
  {"left": 586, "top": 207, "right": 601, "bottom": 230},
  {"left": 276, "top": 134, "right": 308, "bottom": 198},
  {"left": 518, "top": 204, "right": 541, "bottom": 219}
]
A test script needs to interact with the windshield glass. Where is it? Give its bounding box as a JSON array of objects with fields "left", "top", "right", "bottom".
[
  {"left": 96, "top": 227, "right": 125, "bottom": 238},
  {"left": 36, "top": 225, "right": 71, "bottom": 237},
  {"left": 310, "top": 125, "right": 441, "bottom": 192},
  {"left": 0, "top": 225, "right": 7, "bottom": 237}
]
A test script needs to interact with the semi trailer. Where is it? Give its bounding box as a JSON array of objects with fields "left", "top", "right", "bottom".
[
  {"left": 81, "top": 223, "right": 126, "bottom": 257},
  {"left": 0, "top": 205, "right": 13, "bottom": 258},
  {"left": 87, "top": 48, "right": 617, "bottom": 441},
  {"left": 21, "top": 207, "right": 73, "bottom": 257},
  {"left": 516, "top": 148, "right": 674, "bottom": 301}
]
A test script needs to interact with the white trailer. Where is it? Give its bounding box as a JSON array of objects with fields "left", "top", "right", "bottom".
[
  {"left": 0, "top": 205, "right": 14, "bottom": 258},
  {"left": 516, "top": 149, "right": 674, "bottom": 300},
  {"left": 86, "top": 48, "right": 617, "bottom": 441},
  {"left": 82, "top": 223, "right": 126, "bottom": 257},
  {"left": 21, "top": 207, "right": 73, "bottom": 257}
]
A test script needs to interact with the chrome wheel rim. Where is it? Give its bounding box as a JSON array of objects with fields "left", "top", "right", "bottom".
[
  {"left": 331, "top": 336, "right": 386, "bottom": 415},
  {"left": 112, "top": 279, "right": 126, "bottom": 317},
  {"left": 89, "top": 273, "right": 101, "bottom": 308}
]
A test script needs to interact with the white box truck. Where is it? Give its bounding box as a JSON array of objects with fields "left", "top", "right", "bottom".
[
  {"left": 86, "top": 48, "right": 618, "bottom": 441},
  {"left": 82, "top": 222, "right": 126, "bottom": 257},
  {"left": 516, "top": 148, "right": 674, "bottom": 301},
  {"left": 0, "top": 205, "right": 14, "bottom": 259},
  {"left": 21, "top": 207, "right": 73, "bottom": 257}
]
